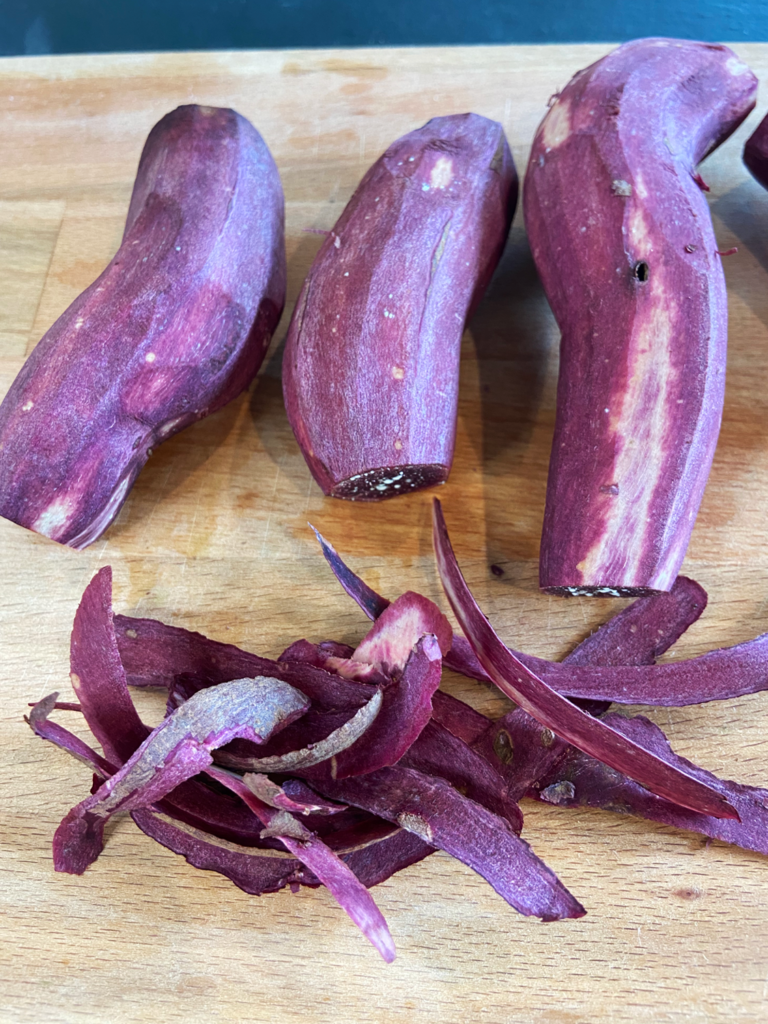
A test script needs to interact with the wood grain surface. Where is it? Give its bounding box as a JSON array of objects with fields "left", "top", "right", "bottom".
[{"left": 1, "top": 43, "right": 768, "bottom": 1024}]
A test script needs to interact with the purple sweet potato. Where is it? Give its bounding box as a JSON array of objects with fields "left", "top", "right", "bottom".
[
  {"left": 0, "top": 104, "right": 285, "bottom": 548},
  {"left": 524, "top": 39, "right": 757, "bottom": 595},
  {"left": 283, "top": 114, "right": 516, "bottom": 500}
]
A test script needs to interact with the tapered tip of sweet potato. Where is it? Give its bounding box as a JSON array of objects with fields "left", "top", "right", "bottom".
[
  {"left": 331, "top": 464, "right": 448, "bottom": 501},
  {"left": 543, "top": 585, "right": 665, "bottom": 598}
]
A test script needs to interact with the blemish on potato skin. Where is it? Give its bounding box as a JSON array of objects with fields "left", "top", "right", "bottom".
[
  {"left": 429, "top": 156, "right": 454, "bottom": 189},
  {"left": 492, "top": 729, "right": 514, "bottom": 764},
  {"left": 540, "top": 781, "right": 576, "bottom": 805},
  {"left": 397, "top": 812, "right": 433, "bottom": 843},
  {"left": 541, "top": 100, "right": 572, "bottom": 150},
  {"left": 33, "top": 498, "right": 73, "bottom": 538}
]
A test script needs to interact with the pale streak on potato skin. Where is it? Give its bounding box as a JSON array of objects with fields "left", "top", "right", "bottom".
[
  {"left": 282, "top": 114, "right": 517, "bottom": 500},
  {"left": 525, "top": 38, "right": 757, "bottom": 595}
]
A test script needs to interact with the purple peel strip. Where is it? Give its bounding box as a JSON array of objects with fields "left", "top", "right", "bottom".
[
  {"left": 27, "top": 694, "right": 434, "bottom": 893},
  {"left": 401, "top": 718, "right": 523, "bottom": 832},
  {"left": 307, "top": 762, "right": 585, "bottom": 921},
  {"left": 206, "top": 766, "right": 396, "bottom": 962},
  {"left": 133, "top": 806, "right": 433, "bottom": 895},
  {"left": 70, "top": 566, "right": 149, "bottom": 763},
  {"left": 442, "top": 581, "right": 761, "bottom": 710},
  {"left": 132, "top": 807, "right": 310, "bottom": 894},
  {"left": 312, "top": 525, "right": 389, "bottom": 620},
  {"left": 68, "top": 572, "right": 288, "bottom": 850},
  {"left": 531, "top": 712, "right": 768, "bottom": 856},
  {"left": 246, "top": 774, "right": 348, "bottom": 815},
  {"left": 27, "top": 693, "right": 117, "bottom": 778},
  {"left": 214, "top": 688, "right": 383, "bottom": 773},
  {"left": 53, "top": 676, "right": 309, "bottom": 874},
  {"left": 474, "top": 574, "right": 711, "bottom": 801},
  {"left": 312, "top": 528, "right": 760, "bottom": 710},
  {"left": 334, "top": 634, "right": 443, "bottom": 779},
  {"left": 430, "top": 689, "right": 490, "bottom": 745},
  {"left": 351, "top": 591, "right": 453, "bottom": 673},
  {"left": 235, "top": 635, "right": 443, "bottom": 780},
  {"left": 115, "top": 613, "right": 375, "bottom": 713},
  {"left": 432, "top": 499, "right": 738, "bottom": 821}
]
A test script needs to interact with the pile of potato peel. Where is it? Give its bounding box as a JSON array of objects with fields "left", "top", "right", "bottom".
[{"left": 27, "top": 503, "right": 768, "bottom": 962}]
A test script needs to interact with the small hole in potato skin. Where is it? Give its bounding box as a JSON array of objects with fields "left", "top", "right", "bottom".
[{"left": 634, "top": 261, "right": 650, "bottom": 282}]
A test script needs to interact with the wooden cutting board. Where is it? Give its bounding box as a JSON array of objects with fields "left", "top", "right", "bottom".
[{"left": 2, "top": 43, "right": 768, "bottom": 1024}]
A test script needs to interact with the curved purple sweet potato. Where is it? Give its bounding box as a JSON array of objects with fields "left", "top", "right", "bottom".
[
  {"left": 283, "top": 113, "right": 516, "bottom": 500},
  {"left": 0, "top": 104, "right": 285, "bottom": 548},
  {"left": 524, "top": 39, "right": 757, "bottom": 595},
  {"left": 744, "top": 112, "right": 768, "bottom": 188}
]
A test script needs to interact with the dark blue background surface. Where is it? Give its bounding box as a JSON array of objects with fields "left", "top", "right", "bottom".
[{"left": 1, "top": 0, "right": 766, "bottom": 57}]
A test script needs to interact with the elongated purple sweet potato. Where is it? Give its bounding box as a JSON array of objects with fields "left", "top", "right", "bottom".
[
  {"left": 283, "top": 114, "right": 516, "bottom": 499},
  {"left": 525, "top": 39, "right": 757, "bottom": 595},
  {"left": 0, "top": 104, "right": 285, "bottom": 548}
]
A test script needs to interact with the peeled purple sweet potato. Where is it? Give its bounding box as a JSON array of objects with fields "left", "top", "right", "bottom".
[
  {"left": 524, "top": 39, "right": 757, "bottom": 595},
  {"left": 0, "top": 104, "right": 285, "bottom": 548},
  {"left": 283, "top": 113, "right": 516, "bottom": 500}
]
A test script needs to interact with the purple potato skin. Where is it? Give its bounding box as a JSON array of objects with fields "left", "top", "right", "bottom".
[
  {"left": 524, "top": 39, "right": 757, "bottom": 595},
  {"left": 283, "top": 113, "right": 517, "bottom": 500},
  {"left": 0, "top": 104, "right": 285, "bottom": 548},
  {"left": 744, "top": 112, "right": 768, "bottom": 189}
]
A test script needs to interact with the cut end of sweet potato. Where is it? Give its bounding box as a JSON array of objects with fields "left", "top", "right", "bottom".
[
  {"left": 331, "top": 464, "right": 448, "bottom": 500},
  {"left": 543, "top": 584, "right": 663, "bottom": 599}
]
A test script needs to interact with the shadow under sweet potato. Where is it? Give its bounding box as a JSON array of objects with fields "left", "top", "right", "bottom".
[{"left": 468, "top": 225, "right": 558, "bottom": 567}]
